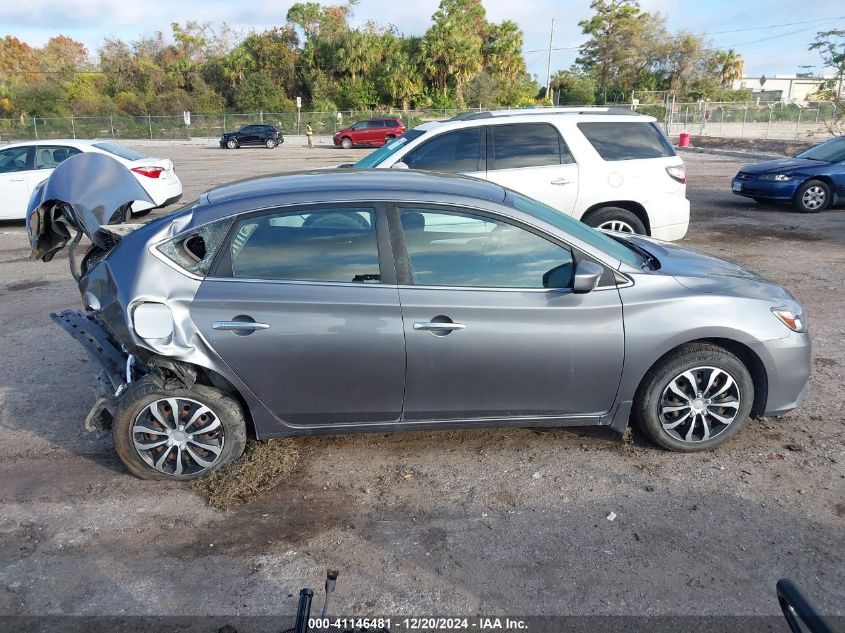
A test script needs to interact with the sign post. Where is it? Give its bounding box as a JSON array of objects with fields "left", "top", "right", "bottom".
[
  {"left": 183, "top": 111, "right": 191, "bottom": 140},
  {"left": 296, "top": 96, "right": 302, "bottom": 134}
]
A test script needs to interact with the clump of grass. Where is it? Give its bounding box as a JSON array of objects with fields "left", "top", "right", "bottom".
[{"left": 193, "top": 439, "right": 299, "bottom": 510}]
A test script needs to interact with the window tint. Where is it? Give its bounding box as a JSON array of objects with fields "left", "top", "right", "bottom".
[
  {"left": 0, "top": 146, "right": 32, "bottom": 173},
  {"left": 403, "top": 128, "right": 483, "bottom": 173},
  {"left": 490, "top": 123, "right": 571, "bottom": 170},
  {"left": 92, "top": 142, "right": 148, "bottom": 161},
  {"left": 385, "top": 119, "right": 400, "bottom": 128},
  {"left": 229, "top": 208, "right": 381, "bottom": 283},
  {"left": 34, "top": 145, "right": 81, "bottom": 170},
  {"left": 399, "top": 208, "right": 574, "bottom": 289},
  {"left": 354, "top": 129, "right": 426, "bottom": 168},
  {"left": 578, "top": 122, "right": 674, "bottom": 160}
]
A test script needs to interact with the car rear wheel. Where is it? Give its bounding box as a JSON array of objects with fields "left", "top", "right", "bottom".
[
  {"left": 265, "top": 138, "right": 277, "bottom": 149},
  {"left": 633, "top": 343, "right": 754, "bottom": 452},
  {"left": 584, "top": 207, "right": 647, "bottom": 235},
  {"left": 340, "top": 137, "right": 353, "bottom": 149},
  {"left": 112, "top": 379, "right": 247, "bottom": 480},
  {"left": 793, "top": 180, "right": 830, "bottom": 213},
  {"left": 226, "top": 138, "right": 238, "bottom": 149}
]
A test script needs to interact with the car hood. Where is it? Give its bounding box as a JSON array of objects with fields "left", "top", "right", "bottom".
[
  {"left": 624, "top": 235, "right": 794, "bottom": 302},
  {"left": 738, "top": 157, "right": 827, "bottom": 175},
  {"left": 27, "top": 152, "right": 154, "bottom": 261}
]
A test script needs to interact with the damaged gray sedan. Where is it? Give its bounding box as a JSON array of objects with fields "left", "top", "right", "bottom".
[{"left": 28, "top": 153, "right": 811, "bottom": 480}]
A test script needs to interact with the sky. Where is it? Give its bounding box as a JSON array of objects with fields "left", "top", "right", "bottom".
[{"left": 2, "top": 0, "right": 843, "bottom": 86}]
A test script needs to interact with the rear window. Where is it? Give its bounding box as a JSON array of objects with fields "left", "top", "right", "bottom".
[
  {"left": 490, "top": 123, "right": 572, "bottom": 170},
  {"left": 157, "top": 217, "right": 235, "bottom": 277},
  {"left": 577, "top": 122, "right": 674, "bottom": 161},
  {"left": 92, "top": 142, "right": 148, "bottom": 161}
]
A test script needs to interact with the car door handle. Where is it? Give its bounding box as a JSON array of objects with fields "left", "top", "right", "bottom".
[
  {"left": 413, "top": 321, "right": 466, "bottom": 331},
  {"left": 213, "top": 320, "right": 270, "bottom": 331},
  {"left": 551, "top": 178, "right": 571, "bottom": 185}
]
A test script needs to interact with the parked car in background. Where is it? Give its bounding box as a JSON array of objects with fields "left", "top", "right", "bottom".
[
  {"left": 334, "top": 118, "right": 406, "bottom": 149},
  {"left": 0, "top": 140, "right": 181, "bottom": 220},
  {"left": 220, "top": 124, "right": 283, "bottom": 149},
  {"left": 731, "top": 135, "right": 845, "bottom": 212},
  {"left": 349, "top": 108, "right": 689, "bottom": 240},
  {"left": 28, "top": 157, "right": 809, "bottom": 480}
]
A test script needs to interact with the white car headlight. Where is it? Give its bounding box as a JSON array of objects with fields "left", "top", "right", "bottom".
[{"left": 759, "top": 173, "right": 792, "bottom": 181}]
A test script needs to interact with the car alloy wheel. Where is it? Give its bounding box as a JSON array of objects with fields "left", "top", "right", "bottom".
[
  {"left": 226, "top": 139, "right": 238, "bottom": 149},
  {"left": 598, "top": 219, "right": 635, "bottom": 233},
  {"left": 658, "top": 366, "right": 740, "bottom": 443},
  {"left": 801, "top": 186, "right": 826, "bottom": 210},
  {"left": 265, "top": 138, "right": 277, "bottom": 149},
  {"left": 341, "top": 137, "right": 352, "bottom": 149},
  {"left": 132, "top": 397, "right": 225, "bottom": 477}
]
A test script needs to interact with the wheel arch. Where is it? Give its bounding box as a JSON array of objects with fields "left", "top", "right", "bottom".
[
  {"left": 635, "top": 337, "right": 769, "bottom": 418},
  {"left": 581, "top": 201, "right": 651, "bottom": 235},
  {"left": 803, "top": 175, "right": 837, "bottom": 204}
]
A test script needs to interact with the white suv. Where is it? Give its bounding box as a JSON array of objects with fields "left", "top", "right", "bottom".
[{"left": 352, "top": 107, "right": 690, "bottom": 241}]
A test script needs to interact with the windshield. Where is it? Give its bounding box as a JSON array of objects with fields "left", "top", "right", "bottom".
[
  {"left": 354, "top": 129, "right": 426, "bottom": 168},
  {"left": 92, "top": 142, "right": 148, "bottom": 161},
  {"left": 796, "top": 136, "right": 845, "bottom": 162},
  {"left": 504, "top": 191, "right": 645, "bottom": 268}
]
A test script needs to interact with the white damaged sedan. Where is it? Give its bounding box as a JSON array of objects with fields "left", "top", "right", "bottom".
[{"left": 0, "top": 139, "right": 182, "bottom": 220}]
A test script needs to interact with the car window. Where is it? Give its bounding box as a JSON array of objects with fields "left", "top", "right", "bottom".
[
  {"left": 354, "top": 129, "right": 426, "bottom": 168},
  {"left": 0, "top": 146, "right": 33, "bottom": 173},
  {"left": 490, "top": 123, "right": 571, "bottom": 170},
  {"left": 403, "top": 128, "right": 484, "bottom": 173},
  {"left": 92, "top": 142, "right": 148, "bottom": 161},
  {"left": 228, "top": 208, "right": 381, "bottom": 283},
  {"left": 157, "top": 217, "right": 235, "bottom": 277},
  {"left": 34, "top": 145, "right": 82, "bottom": 170},
  {"left": 796, "top": 136, "right": 845, "bottom": 162},
  {"left": 351, "top": 122, "right": 365, "bottom": 130},
  {"left": 577, "top": 122, "right": 674, "bottom": 160},
  {"left": 398, "top": 207, "right": 574, "bottom": 289},
  {"left": 385, "top": 119, "right": 400, "bottom": 128}
]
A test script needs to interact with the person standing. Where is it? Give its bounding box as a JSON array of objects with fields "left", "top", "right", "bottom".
[{"left": 305, "top": 122, "right": 314, "bottom": 149}]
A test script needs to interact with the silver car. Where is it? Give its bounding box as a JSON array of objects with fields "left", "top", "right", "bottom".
[{"left": 28, "top": 153, "right": 811, "bottom": 480}]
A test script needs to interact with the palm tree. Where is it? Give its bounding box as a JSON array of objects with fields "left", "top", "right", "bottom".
[
  {"left": 222, "top": 46, "right": 254, "bottom": 89},
  {"left": 714, "top": 49, "right": 744, "bottom": 87}
]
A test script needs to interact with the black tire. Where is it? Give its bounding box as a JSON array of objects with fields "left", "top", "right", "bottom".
[
  {"left": 265, "top": 138, "right": 277, "bottom": 149},
  {"left": 793, "top": 179, "right": 830, "bottom": 213},
  {"left": 112, "top": 379, "right": 247, "bottom": 480},
  {"left": 583, "top": 207, "right": 647, "bottom": 235},
  {"left": 130, "top": 208, "right": 152, "bottom": 218},
  {"left": 340, "top": 136, "right": 353, "bottom": 149},
  {"left": 633, "top": 343, "right": 754, "bottom": 452},
  {"left": 226, "top": 138, "right": 238, "bottom": 149}
]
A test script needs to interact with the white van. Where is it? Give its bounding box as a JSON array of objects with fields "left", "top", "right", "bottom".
[{"left": 352, "top": 108, "right": 690, "bottom": 240}]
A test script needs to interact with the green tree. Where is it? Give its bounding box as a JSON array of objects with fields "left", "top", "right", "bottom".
[
  {"left": 551, "top": 69, "right": 596, "bottom": 105},
  {"left": 484, "top": 21, "right": 525, "bottom": 84},
  {"left": 809, "top": 29, "right": 845, "bottom": 133},
  {"left": 463, "top": 71, "right": 502, "bottom": 108},
  {"left": 710, "top": 49, "right": 744, "bottom": 87},
  {"left": 12, "top": 80, "right": 68, "bottom": 117}
]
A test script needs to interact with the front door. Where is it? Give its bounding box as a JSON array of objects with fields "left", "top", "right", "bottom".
[
  {"left": 391, "top": 205, "right": 624, "bottom": 421},
  {"left": 191, "top": 204, "right": 406, "bottom": 427},
  {"left": 0, "top": 146, "right": 35, "bottom": 220},
  {"left": 484, "top": 122, "right": 580, "bottom": 214},
  {"left": 398, "top": 127, "right": 486, "bottom": 178}
]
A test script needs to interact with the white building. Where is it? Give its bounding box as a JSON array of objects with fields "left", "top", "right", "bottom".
[{"left": 731, "top": 74, "right": 843, "bottom": 103}]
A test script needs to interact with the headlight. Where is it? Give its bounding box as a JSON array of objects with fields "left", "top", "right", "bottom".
[
  {"left": 759, "top": 173, "right": 792, "bottom": 181},
  {"left": 771, "top": 308, "right": 806, "bottom": 333}
]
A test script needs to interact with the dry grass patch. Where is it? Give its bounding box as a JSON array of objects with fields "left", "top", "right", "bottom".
[{"left": 193, "top": 439, "right": 299, "bottom": 510}]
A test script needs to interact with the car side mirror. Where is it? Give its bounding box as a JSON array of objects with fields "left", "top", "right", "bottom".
[
  {"left": 391, "top": 161, "right": 410, "bottom": 170},
  {"left": 572, "top": 260, "right": 604, "bottom": 294}
]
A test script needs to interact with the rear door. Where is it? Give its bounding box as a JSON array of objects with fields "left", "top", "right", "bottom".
[
  {"left": 190, "top": 204, "right": 407, "bottom": 427},
  {"left": 399, "top": 127, "right": 486, "bottom": 179},
  {"left": 390, "top": 204, "right": 624, "bottom": 421},
  {"left": 0, "top": 146, "right": 34, "bottom": 220},
  {"left": 28, "top": 145, "right": 82, "bottom": 195},
  {"left": 484, "top": 122, "right": 579, "bottom": 214},
  {"left": 240, "top": 125, "right": 260, "bottom": 145}
]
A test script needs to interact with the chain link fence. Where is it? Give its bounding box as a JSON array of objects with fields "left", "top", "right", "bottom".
[{"left": 0, "top": 102, "right": 838, "bottom": 144}]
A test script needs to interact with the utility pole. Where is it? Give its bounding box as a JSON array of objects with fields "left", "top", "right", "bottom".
[{"left": 545, "top": 18, "right": 555, "bottom": 101}]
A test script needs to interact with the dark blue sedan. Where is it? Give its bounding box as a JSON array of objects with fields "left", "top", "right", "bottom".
[{"left": 732, "top": 136, "right": 845, "bottom": 212}]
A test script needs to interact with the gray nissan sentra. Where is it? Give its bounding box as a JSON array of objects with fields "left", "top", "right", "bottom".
[{"left": 28, "top": 153, "right": 811, "bottom": 480}]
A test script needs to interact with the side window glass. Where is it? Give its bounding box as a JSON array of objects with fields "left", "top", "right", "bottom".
[
  {"left": 403, "top": 128, "right": 482, "bottom": 173},
  {"left": 577, "top": 122, "right": 674, "bottom": 160},
  {"left": 490, "top": 123, "right": 563, "bottom": 170},
  {"left": 398, "top": 207, "right": 574, "bottom": 289},
  {"left": 35, "top": 146, "right": 81, "bottom": 170},
  {"left": 229, "top": 208, "right": 381, "bottom": 283},
  {"left": 157, "top": 217, "right": 235, "bottom": 277},
  {"left": 0, "top": 147, "right": 32, "bottom": 173}
]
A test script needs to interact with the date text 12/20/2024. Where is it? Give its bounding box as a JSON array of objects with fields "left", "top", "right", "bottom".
[{"left": 308, "top": 617, "right": 529, "bottom": 630}]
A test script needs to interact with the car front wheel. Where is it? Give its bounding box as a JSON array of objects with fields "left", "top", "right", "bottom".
[
  {"left": 226, "top": 138, "right": 238, "bottom": 149},
  {"left": 265, "top": 138, "right": 277, "bottom": 149},
  {"left": 340, "top": 137, "right": 353, "bottom": 149},
  {"left": 633, "top": 343, "right": 754, "bottom": 451},
  {"left": 584, "top": 207, "right": 647, "bottom": 235},
  {"left": 793, "top": 179, "right": 830, "bottom": 213},
  {"left": 112, "top": 379, "right": 247, "bottom": 480}
]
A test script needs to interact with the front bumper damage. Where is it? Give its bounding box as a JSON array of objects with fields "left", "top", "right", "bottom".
[{"left": 51, "top": 310, "right": 128, "bottom": 432}]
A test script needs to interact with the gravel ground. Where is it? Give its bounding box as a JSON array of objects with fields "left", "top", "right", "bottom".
[{"left": 0, "top": 143, "right": 842, "bottom": 621}]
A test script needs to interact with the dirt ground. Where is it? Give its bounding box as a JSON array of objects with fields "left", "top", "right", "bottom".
[{"left": 0, "top": 142, "right": 842, "bottom": 621}]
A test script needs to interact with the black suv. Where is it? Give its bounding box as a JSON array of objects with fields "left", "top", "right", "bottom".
[{"left": 220, "top": 124, "right": 284, "bottom": 149}]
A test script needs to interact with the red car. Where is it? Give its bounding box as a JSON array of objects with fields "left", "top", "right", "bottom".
[{"left": 333, "top": 118, "right": 406, "bottom": 149}]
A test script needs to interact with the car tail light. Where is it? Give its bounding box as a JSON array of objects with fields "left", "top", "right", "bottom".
[
  {"left": 131, "top": 166, "right": 165, "bottom": 178},
  {"left": 666, "top": 165, "right": 686, "bottom": 184}
]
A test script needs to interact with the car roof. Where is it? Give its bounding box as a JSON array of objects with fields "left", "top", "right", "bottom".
[
  {"left": 202, "top": 169, "right": 506, "bottom": 207},
  {"left": 0, "top": 139, "right": 104, "bottom": 150},
  {"left": 413, "top": 108, "right": 656, "bottom": 134}
]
